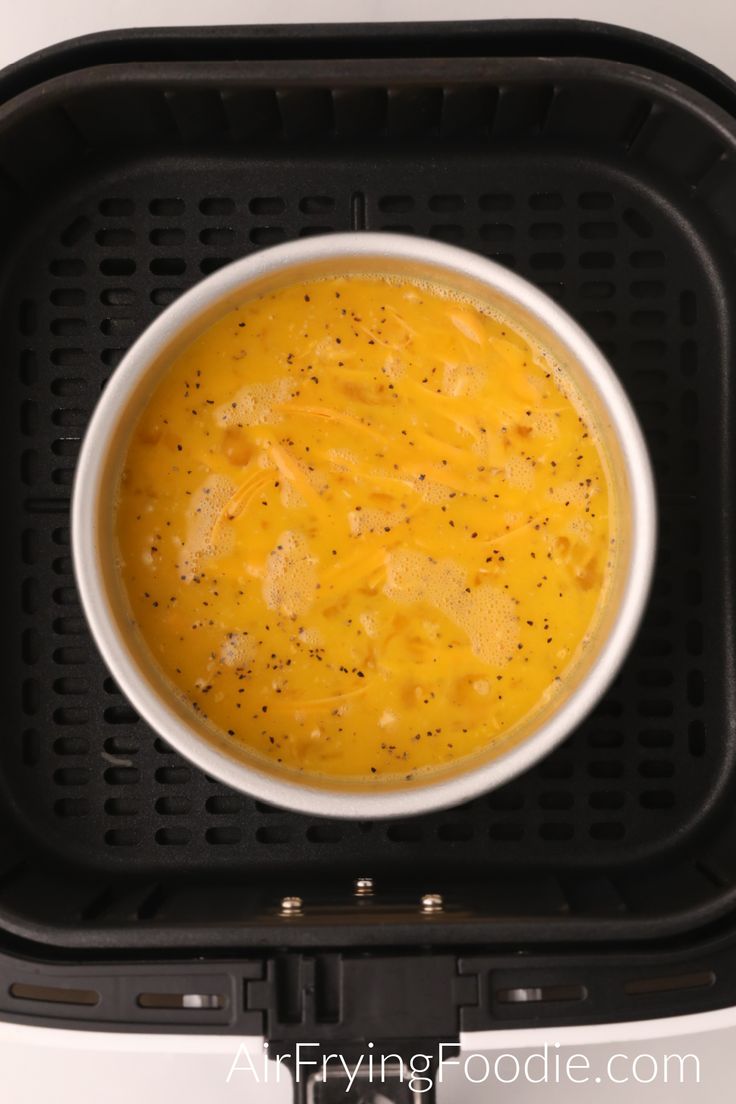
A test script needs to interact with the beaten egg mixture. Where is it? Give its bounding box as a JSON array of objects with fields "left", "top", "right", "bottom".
[{"left": 116, "top": 276, "right": 611, "bottom": 782}]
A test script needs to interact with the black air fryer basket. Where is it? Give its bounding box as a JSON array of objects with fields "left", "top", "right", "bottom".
[{"left": 1, "top": 18, "right": 736, "bottom": 1096}]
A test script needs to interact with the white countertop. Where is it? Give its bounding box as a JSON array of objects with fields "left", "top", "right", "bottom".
[
  {"left": 1, "top": 1, "right": 735, "bottom": 1100},
  {"left": 0, "top": 0, "right": 735, "bottom": 80}
]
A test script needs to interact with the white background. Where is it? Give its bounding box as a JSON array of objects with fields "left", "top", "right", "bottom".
[
  {"left": 2, "top": 0, "right": 736, "bottom": 1100},
  {"left": 1, "top": 0, "right": 736, "bottom": 81}
]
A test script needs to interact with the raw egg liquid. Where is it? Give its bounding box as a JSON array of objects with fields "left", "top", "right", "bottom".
[{"left": 116, "top": 275, "right": 611, "bottom": 783}]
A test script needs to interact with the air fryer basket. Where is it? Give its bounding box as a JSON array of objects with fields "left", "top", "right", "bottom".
[{"left": 1, "top": 21, "right": 736, "bottom": 1051}]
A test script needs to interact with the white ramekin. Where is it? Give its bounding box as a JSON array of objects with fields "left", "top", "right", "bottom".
[{"left": 72, "top": 233, "right": 656, "bottom": 819}]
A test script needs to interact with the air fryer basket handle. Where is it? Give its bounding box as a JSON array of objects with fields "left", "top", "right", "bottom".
[{"left": 280, "top": 1042, "right": 446, "bottom": 1103}]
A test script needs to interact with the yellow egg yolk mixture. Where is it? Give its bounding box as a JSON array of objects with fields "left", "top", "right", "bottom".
[{"left": 115, "top": 275, "right": 612, "bottom": 783}]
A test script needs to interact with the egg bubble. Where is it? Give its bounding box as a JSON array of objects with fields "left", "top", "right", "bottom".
[
  {"left": 216, "top": 376, "right": 293, "bottom": 427},
  {"left": 180, "top": 474, "right": 237, "bottom": 577},
  {"left": 262, "top": 530, "right": 319, "bottom": 617},
  {"left": 384, "top": 548, "right": 518, "bottom": 665}
]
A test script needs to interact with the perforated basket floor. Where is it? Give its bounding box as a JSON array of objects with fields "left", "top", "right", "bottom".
[{"left": 1, "top": 39, "right": 736, "bottom": 949}]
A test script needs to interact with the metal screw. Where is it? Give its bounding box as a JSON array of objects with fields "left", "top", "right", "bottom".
[
  {"left": 421, "top": 893, "right": 444, "bottom": 914},
  {"left": 279, "top": 895, "right": 303, "bottom": 916},
  {"left": 355, "top": 876, "right": 374, "bottom": 896}
]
